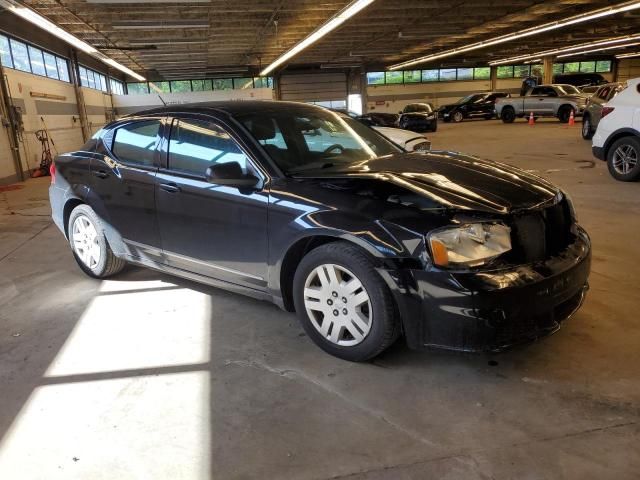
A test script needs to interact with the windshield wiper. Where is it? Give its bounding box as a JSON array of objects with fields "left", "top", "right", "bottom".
[{"left": 288, "top": 162, "right": 336, "bottom": 173}]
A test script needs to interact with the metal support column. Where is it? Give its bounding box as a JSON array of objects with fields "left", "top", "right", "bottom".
[
  {"left": 70, "top": 50, "right": 91, "bottom": 142},
  {"left": 490, "top": 66, "right": 497, "bottom": 91}
]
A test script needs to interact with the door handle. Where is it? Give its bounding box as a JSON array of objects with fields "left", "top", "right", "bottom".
[
  {"left": 93, "top": 170, "right": 109, "bottom": 179},
  {"left": 159, "top": 183, "right": 181, "bottom": 193}
]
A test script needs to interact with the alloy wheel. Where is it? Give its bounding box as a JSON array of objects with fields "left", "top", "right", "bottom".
[
  {"left": 72, "top": 215, "right": 101, "bottom": 269},
  {"left": 582, "top": 118, "right": 590, "bottom": 137},
  {"left": 303, "top": 264, "right": 372, "bottom": 346},
  {"left": 453, "top": 111, "right": 463, "bottom": 122},
  {"left": 612, "top": 144, "right": 638, "bottom": 175}
]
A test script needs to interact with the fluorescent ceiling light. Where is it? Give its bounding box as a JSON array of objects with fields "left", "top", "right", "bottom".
[
  {"left": 388, "top": 0, "right": 640, "bottom": 70},
  {"left": 0, "top": 0, "right": 145, "bottom": 80},
  {"left": 617, "top": 51, "right": 640, "bottom": 58},
  {"left": 102, "top": 58, "right": 146, "bottom": 81},
  {"left": 260, "top": 0, "right": 375, "bottom": 75},
  {"left": 489, "top": 33, "right": 640, "bottom": 65},
  {"left": 556, "top": 41, "right": 640, "bottom": 58},
  {"left": 112, "top": 20, "right": 209, "bottom": 30}
]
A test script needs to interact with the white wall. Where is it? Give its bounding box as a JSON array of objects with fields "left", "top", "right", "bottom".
[
  {"left": 0, "top": 69, "right": 112, "bottom": 182},
  {"left": 111, "top": 88, "right": 275, "bottom": 117}
]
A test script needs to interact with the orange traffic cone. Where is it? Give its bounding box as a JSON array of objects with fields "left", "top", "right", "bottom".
[
  {"left": 528, "top": 112, "right": 535, "bottom": 125},
  {"left": 568, "top": 109, "right": 575, "bottom": 126}
]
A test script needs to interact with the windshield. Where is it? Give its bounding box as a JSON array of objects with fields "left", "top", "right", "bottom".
[
  {"left": 403, "top": 104, "right": 432, "bottom": 113},
  {"left": 239, "top": 107, "right": 401, "bottom": 175},
  {"left": 457, "top": 94, "right": 485, "bottom": 104},
  {"left": 555, "top": 85, "right": 581, "bottom": 95}
]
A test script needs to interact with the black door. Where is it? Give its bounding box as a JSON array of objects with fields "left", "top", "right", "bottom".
[
  {"left": 90, "top": 118, "right": 164, "bottom": 260},
  {"left": 155, "top": 116, "right": 269, "bottom": 290}
]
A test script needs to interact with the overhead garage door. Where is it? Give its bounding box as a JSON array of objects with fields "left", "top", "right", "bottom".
[{"left": 279, "top": 73, "right": 347, "bottom": 106}]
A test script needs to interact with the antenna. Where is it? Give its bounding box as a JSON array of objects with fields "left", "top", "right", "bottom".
[{"left": 158, "top": 95, "right": 167, "bottom": 106}]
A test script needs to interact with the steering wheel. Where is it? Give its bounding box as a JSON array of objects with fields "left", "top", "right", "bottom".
[{"left": 323, "top": 144, "right": 345, "bottom": 155}]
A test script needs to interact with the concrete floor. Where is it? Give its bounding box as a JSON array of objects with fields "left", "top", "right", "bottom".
[{"left": 0, "top": 118, "right": 639, "bottom": 479}]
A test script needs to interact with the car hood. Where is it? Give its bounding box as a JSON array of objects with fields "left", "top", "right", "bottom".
[{"left": 291, "top": 151, "right": 560, "bottom": 215}]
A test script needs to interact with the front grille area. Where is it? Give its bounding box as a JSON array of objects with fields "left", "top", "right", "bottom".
[{"left": 509, "top": 198, "right": 573, "bottom": 263}]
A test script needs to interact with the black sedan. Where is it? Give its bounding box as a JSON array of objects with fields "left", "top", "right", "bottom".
[
  {"left": 49, "top": 101, "right": 590, "bottom": 361},
  {"left": 439, "top": 92, "right": 510, "bottom": 123},
  {"left": 398, "top": 103, "right": 438, "bottom": 132}
]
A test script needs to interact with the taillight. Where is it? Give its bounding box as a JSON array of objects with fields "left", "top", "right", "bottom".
[
  {"left": 601, "top": 106, "right": 615, "bottom": 118},
  {"left": 49, "top": 161, "right": 56, "bottom": 184}
]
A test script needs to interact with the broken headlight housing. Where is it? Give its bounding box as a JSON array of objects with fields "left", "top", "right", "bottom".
[{"left": 428, "top": 222, "right": 512, "bottom": 268}]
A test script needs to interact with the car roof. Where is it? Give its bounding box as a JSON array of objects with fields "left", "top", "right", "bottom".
[{"left": 129, "top": 100, "right": 326, "bottom": 118}]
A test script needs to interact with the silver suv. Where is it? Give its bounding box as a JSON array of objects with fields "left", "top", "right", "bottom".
[{"left": 581, "top": 83, "right": 625, "bottom": 140}]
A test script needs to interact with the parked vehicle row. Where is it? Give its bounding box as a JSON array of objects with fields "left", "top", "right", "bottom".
[{"left": 50, "top": 101, "right": 591, "bottom": 361}]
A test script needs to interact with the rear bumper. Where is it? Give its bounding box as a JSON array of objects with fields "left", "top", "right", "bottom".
[
  {"left": 49, "top": 184, "right": 66, "bottom": 235},
  {"left": 384, "top": 225, "right": 591, "bottom": 352}
]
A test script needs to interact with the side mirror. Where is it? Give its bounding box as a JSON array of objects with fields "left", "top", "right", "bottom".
[{"left": 205, "top": 161, "right": 259, "bottom": 188}]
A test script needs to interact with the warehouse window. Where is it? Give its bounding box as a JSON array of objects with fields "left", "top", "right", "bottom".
[
  {"left": 563, "top": 62, "right": 579, "bottom": 73},
  {"left": 456, "top": 68, "right": 473, "bottom": 80},
  {"left": 127, "top": 82, "right": 149, "bottom": 94},
  {"left": 513, "top": 65, "right": 530, "bottom": 78},
  {"left": 595, "top": 60, "right": 611, "bottom": 73},
  {"left": 473, "top": 67, "right": 490, "bottom": 80},
  {"left": 253, "top": 77, "right": 273, "bottom": 89},
  {"left": 579, "top": 61, "right": 596, "bottom": 73},
  {"left": 553, "top": 63, "right": 563, "bottom": 75},
  {"left": 233, "top": 77, "right": 254, "bottom": 89},
  {"left": 385, "top": 71, "right": 403, "bottom": 84},
  {"left": 496, "top": 66, "right": 513, "bottom": 78},
  {"left": 78, "top": 65, "right": 108, "bottom": 92},
  {"left": 438, "top": 69, "right": 456, "bottom": 81},
  {"left": 170, "top": 80, "right": 192, "bottom": 92},
  {"left": 192, "top": 79, "right": 212, "bottom": 91},
  {"left": 0, "top": 35, "right": 12, "bottom": 68},
  {"left": 366, "top": 72, "right": 385, "bottom": 85},
  {"left": 110, "top": 78, "right": 125, "bottom": 95},
  {"left": 422, "top": 70, "right": 439, "bottom": 82},
  {"left": 152, "top": 81, "right": 171, "bottom": 93},
  {"left": 403, "top": 70, "right": 422, "bottom": 83},
  {"left": 0, "top": 33, "right": 70, "bottom": 82},
  {"left": 212, "top": 79, "right": 233, "bottom": 90},
  {"left": 9, "top": 39, "right": 29, "bottom": 72}
]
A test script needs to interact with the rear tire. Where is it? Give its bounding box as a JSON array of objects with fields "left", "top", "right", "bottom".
[
  {"left": 293, "top": 242, "right": 399, "bottom": 361},
  {"left": 558, "top": 106, "right": 573, "bottom": 123},
  {"left": 68, "top": 204, "right": 126, "bottom": 278},
  {"left": 606, "top": 136, "right": 640, "bottom": 182},
  {"left": 581, "top": 114, "right": 594, "bottom": 140},
  {"left": 501, "top": 107, "right": 516, "bottom": 123}
]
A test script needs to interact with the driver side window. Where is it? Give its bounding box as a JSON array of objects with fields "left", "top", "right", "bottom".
[{"left": 168, "top": 119, "right": 249, "bottom": 176}]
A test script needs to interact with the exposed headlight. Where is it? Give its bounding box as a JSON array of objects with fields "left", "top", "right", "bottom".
[
  {"left": 413, "top": 140, "right": 431, "bottom": 151},
  {"left": 428, "top": 223, "right": 512, "bottom": 268}
]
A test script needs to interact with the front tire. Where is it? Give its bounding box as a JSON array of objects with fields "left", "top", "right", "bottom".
[
  {"left": 430, "top": 120, "right": 438, "bottom": 132},
  {"left": 501, "top": 107, "right": 516, "bottom": 123},
  {"left": 452, "top": 110, "right": 464, "bottom": 123},
  {"left": 581, "top": 114, "right": 594, "bottom": 140},
  {"left": 607, "top": 136, "right": 640, "bottom": 182},
  {"left": 68, "top": 204, "right": 126, "bottom": 278},
  {"left": 293, "top": 242, "right": 399, "bottom": 361}
]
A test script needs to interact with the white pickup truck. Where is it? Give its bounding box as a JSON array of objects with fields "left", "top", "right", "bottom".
[{"left": 495, "top": 84, "right": 589, "bottom": 123}]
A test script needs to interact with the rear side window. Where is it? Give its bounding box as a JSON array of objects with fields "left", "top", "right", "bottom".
[
  {"left": 168, "top": 119, "right": 249, "bottom": 176},
  {"left": 112, "top": 121, "right": 160, "bottom": 166}
]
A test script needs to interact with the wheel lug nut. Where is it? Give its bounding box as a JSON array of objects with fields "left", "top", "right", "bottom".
[
  {"left": 342, "top": 297, "right": 347, "bottom": 303},
  {"left": 332, "top": 291, "right": 338, "bottom": 297},
  {"left": 342, "top": 308, "right": 348, "bottom": 315},
  {"left": 333, "top": 310, "right": 339, "bottom": 316},
  {"left": 327, "top": 299, "right": 333, "bottom": 305}
]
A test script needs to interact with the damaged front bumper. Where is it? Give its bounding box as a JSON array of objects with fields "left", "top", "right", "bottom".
[{"left": 381, "top": 225, "right": 591, "bottom": 352}]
